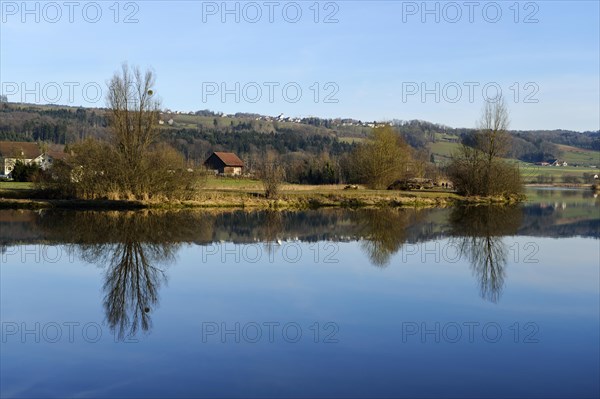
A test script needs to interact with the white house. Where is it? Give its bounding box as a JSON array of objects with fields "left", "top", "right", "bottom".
[
  {"left": 0, "top": 141, "right": 66, "bottom": 178},
  {"left": 552, "top": 160, "right": 568, "bottom": 167}
]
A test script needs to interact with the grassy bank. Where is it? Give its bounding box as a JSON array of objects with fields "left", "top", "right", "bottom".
[
  {"left": 521, "top": 165, "right": 599, "bottom": 184},
  {"left": 0, "top": 180, "right": 523, "bottom": 210}
]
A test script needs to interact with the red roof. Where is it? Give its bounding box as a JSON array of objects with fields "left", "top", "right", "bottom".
[
  {"left": 47, "top": 150, "right": 69, "bottom": 160},
  {"left": 0, "top": 141, "right": 42, "bottom": 159},
  {"left": 211, "top": 152, "right": 244, "bottom": 167},
  {"left": 0, "top": 141, "right": 67, "bottom": 160}
]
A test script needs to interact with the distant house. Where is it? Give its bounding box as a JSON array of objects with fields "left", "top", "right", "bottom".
[
  {"left": 203, "top": 152, "right": 244, "bottom": 176},
  {"left": 0, "top": 141, "right": 66, "bottom": 178},
  {"left": 551, "top": 160, "right": 568, "bottom": 167},
  {"left": 0, "top": 141, "right": 40, "bottom": 176}
]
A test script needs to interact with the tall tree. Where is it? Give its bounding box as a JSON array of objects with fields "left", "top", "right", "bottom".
[
  {"left": 476, "top": 96, "right": 511, "bottom": 194},
  {"left": 347, "top": 125, "right": 412, "bottom": 189},
  {"left": 257, "top": 151, "right": 286, "bottom": 199},
  {"left": 448, "top": 97, "right": 522, "bottom": 197},
  {"left": 43, "top": 64, "right": 202, "bottom": 200},
  {"left": 106, "top": 63, "right": 161, "bottom": 174}
]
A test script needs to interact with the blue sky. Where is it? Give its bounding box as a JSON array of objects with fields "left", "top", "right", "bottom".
[{"left": 1, "top": 0, "right": 599, "bottom": 131}]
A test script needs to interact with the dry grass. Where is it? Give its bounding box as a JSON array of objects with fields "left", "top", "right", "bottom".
[
  {"left": 0, "top": 178, "right": 519, "bottom": 210},
  {"left": 280, "top": 184, "right": 356, "bottom": 192}
]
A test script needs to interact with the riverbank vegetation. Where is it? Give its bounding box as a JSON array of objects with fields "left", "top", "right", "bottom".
[
  {"left": 0, "top": 178, "right": 523, "bottom": 211},
  {"left": 8, "top": 64, "right": 588, "bottom": 208},
  {"left": 38, "top": 65, "right": 204, "bottom": 200},
  {"left": 447, "top": 98, "right": 523, "bottom": 196}
]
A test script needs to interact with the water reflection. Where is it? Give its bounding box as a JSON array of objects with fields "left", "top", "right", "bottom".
[
  {"left": 40, "top": 212, "right": 190, "bottom": 339},
  {"left": 0, "top": 189, "right": 597, "bottom": 336},
  {"left": 258, "top": 211, "right": 284, "bottom": 255},
  {"left": 449, "top": 206, "right": 522, "bottom": 303},
  {"left": 352, "top": 209, "right": 417, "bottom": 267},
  {"left": 100, "top": 241, "right": 170, "bottom": 339}
]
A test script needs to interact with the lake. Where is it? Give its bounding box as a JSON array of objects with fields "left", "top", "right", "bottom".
[{"left": 1, "top": 188, "right": 598, "bottom": 398}]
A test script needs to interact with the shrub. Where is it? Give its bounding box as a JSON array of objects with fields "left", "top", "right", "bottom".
[
  {"left": 11, "top": 160, "right": 41, "bottom": 182},
  {"left": 41, "top": 138, "right": 205, "bottom": 200},
  {"left": 447, "top": 146, "right": 523, "bottom": 196}
]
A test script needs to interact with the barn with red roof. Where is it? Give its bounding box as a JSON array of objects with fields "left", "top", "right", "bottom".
[{"left": 203, "top": 152, "right": 244, "bottom": 176}]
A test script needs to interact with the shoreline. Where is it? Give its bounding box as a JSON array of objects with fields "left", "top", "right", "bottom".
[
  {"left": 524, "top": 183, "right": 594, "bottom": 188},
  {"left": 0, "top": 190, "right": 524, "bottom": 211}
]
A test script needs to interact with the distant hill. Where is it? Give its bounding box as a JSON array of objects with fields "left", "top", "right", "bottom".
[{"left": 1, "top": 102, "right": 598, "bottom": 167}]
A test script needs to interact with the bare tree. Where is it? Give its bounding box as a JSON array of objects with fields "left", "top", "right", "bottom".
[
  {"left": 45, "top": 64, "right": 203, "bottom": 200},
  {"left": 448, "top": 97, "right": 522, "bottom": 197},
  {"left": 257, "top": 152, "right": 285, "bottom": 199},
  {"left": 476, "top": 96, "right": 512, "bottom": 194},
  {"left": 107, "top": 63, "right": 161, "bottom": 175},
  {"left": 477, "top": 96, "right": 511, "bottom": 158}
]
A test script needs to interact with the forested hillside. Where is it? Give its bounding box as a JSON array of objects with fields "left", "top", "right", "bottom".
[{"left": 1, "top": 102, "right": 598, "bottom": 167}]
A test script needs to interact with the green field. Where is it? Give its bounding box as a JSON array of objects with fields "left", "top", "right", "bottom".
[
  {"left": 557, "top": 145, "right": 600, "bottom": 166},
  {"left": 204, "top": 177, "right": 262, "bottom": 190},
  {"left": 0, "top": 181, "right": 34, "bottom": 190},
  {"left": 520, "top": 164, "right": 599, "bottom": 183},
  {"left": 430, "top": 141, "right": 462, "bottom": 162}
]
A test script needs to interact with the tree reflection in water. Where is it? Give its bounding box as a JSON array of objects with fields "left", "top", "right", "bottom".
[
  {"left": 96, "top": 241, "right": 172, "bottom": 340},
  {"left": 353, "top": 209, "right": 418, "bottom": 267},
  {"left": 78, "top": 212, "right": 188, "bottom": 339},
  {"left": 28, "top": 205, "right": 526, "bottom": 337},
  {"left": 349, "top": 205, "right": 523, "bottom": 302},
  {"left": 257, "top": 211, "right": 284, "bottom": 255},
  {"left": 449, "top": 206, "right": 522, "bottom": 303},
  {"left": 41, "top": 211, "right": 199, "bottom": 339}
]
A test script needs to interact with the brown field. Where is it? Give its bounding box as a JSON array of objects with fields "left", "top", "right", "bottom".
[{"left": 0, "top": 178, "right": 519, "bottom": 210}]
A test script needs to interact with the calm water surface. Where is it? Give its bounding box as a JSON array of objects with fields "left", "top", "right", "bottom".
[{"left": 1, "top": 188, "right": 599, "bottom": 398}]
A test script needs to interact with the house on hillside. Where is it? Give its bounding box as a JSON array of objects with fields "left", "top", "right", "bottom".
[
  {"left": 551, "top": 160, "right": 568, "bottom": 167},
  {"left": 203, "top": 152, "right": 244, "bottom": 176},
  {"left": 0, "top": 141, "right": 43, "bottom": 177},
  {"left": 0, "top": 141, "right": 66, "bottom": 178}
]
